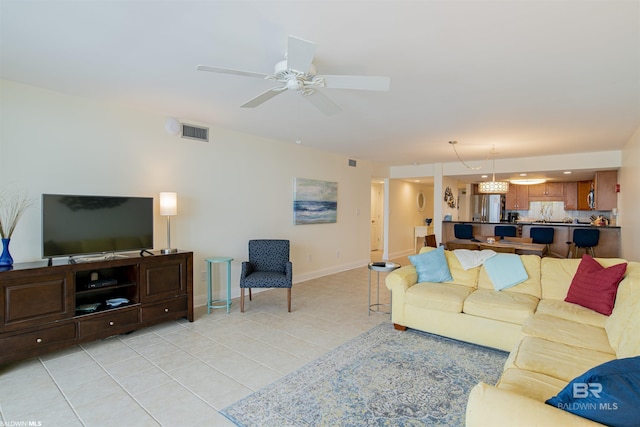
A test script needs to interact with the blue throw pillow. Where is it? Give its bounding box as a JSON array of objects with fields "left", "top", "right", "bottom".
[
  {"left": 545, "top": 356, "right": 640, "bottom": 427},
  {"left": 408, "top": 246, "right": 453, "bottom": 283}
]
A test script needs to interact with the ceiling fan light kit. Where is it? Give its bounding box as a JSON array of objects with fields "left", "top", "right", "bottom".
[{"left": 197, "top": 35, "right": 390, "bottom": 115}]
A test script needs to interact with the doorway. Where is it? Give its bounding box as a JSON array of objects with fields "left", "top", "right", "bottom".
[{"left": 370, "top": 182, "right": 384, "bottom": 251}]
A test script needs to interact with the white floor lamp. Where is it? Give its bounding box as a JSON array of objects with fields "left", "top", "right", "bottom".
[{"left": 160, "top": 192, "right": 178, "bottom": 254}]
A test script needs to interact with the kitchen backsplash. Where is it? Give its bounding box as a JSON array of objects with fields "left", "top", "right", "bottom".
[{"left": 509, "top": 201, "right": 614, "bottom": 223}]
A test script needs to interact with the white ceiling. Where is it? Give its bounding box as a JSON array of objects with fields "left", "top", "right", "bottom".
[{"left": 1, "top": 0, "right": 639, "bottom": 169}]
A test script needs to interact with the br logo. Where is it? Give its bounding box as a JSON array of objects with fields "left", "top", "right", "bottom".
[{"left": 573, "top": 382, "right": 602, "bottom": 398}]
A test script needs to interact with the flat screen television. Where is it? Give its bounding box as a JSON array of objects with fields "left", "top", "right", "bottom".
[{"left": 42, "top": 194, "right": 154, "bottom": 258}]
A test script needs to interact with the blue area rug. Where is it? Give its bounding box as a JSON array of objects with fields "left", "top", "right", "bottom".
[{"left": 221, "top": 323, "right": 507, "bottom": 426}]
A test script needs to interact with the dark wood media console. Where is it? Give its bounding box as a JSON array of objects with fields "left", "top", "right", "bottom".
[{"left": 0, "top": 251, "right": 193, "bottom": 365}]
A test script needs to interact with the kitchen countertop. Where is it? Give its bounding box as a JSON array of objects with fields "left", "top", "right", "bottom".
[
  {"left": 517, "top": 221, "right": 619, "bottom": 229},
  {"left": 443, "top": 220, "right": 620, "bottom": 229}
]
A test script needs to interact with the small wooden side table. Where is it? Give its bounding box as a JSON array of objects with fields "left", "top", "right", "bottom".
[{"left": 206, "top": 256, "right": 233, "bottom": 314}]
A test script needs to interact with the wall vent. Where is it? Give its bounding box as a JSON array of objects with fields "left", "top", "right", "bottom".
[
  {"left": 348, "top": 159, "right": 357, "bottom": 167},
  {"left": 181, "top": 124, "right": 209, "bottom": 142}
]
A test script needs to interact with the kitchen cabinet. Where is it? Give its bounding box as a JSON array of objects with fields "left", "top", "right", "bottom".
[
  {"left": 595, "top": 170, "right": 617, "bottom": 210},
  {"left": 577, "top": 180, "right": 594, "bottom": 210},
  {"left": 528, "top": 182, "right": 564, "bottom": 200},
  {"left": 505, "top": 185, "right": 528, "bottom": 210},
  {"left": 564, "top": 182, "right": 578, "bottom": 210}
]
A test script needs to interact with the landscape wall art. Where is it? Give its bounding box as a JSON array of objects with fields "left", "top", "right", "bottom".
[{"left": 293, "top": 178, "right": 338, "bottom": 225}]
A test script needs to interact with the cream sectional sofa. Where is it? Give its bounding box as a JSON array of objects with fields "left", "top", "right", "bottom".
[{"left": 385, "top": 247, "right": 639, "bottom": 426}]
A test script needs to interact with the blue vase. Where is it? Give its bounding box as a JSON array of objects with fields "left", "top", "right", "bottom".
[{"left": 0, "top": 238, "right": 13, "bottom": 267}]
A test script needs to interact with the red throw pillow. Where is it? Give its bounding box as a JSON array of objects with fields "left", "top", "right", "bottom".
[{"left": 565, "top": 255, "right": 627, "bottom": 316}]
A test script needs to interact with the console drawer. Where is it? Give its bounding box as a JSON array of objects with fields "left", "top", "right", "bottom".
[
  {"left": 141, "top": 296, "right": 188, "bottom": 323},
  {"left": 78, "top": 307, "right": 139, "bottom": 337},
  {"left": 1, "top": 322, "right": 76, "bottom": 353}
]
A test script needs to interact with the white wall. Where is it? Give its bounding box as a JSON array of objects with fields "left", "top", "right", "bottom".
[
  {"left": 0, "top": 80, "right": 386, "bottom": 306},
  {"left": 620, "top": 125, "right": 640, "bottom": 261}
]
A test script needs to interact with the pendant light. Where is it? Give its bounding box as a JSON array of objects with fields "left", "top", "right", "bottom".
[
  {"left": 478, "top": 150, "right": 509, "bottom": 194},
  {"left": 448, "top": 141, "right": 509, "bottom": 194}
]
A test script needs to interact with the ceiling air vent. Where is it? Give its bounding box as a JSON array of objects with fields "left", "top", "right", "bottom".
[{"left": 181, "top": 124, "right": 209, "bottom": 142}]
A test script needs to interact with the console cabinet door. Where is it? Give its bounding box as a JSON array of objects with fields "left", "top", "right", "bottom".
[
  {"left": 1, "top": 272, "right": 73, "bottom": 332},
  {"left": 140, "top": 257, "right": 187, "bottom": 302}
]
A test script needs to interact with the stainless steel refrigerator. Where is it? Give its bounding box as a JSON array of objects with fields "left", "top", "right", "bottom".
[{"left": 471, "top": 194, "right": 505, "bottom": 223}]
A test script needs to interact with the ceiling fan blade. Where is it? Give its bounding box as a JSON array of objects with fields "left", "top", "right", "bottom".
[
  {"left": 197, "top": 65, "right": 270, "bottom": 79},
  {"left": 320, "top": 75, "right": 391, "bottom": 91},
  {"left": 241, "top": 87, "right": 287, "bottom": 108},
  {"left": 287, "top": 36, "right": 317, "bottom": 73},
  {"left": 302, "top": 89, "right": 342, "bottom": 116}
]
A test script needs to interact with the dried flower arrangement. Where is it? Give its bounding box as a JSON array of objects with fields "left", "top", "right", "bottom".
[{"left": 0, "top": 190, "right": 31, "bottom": 239}]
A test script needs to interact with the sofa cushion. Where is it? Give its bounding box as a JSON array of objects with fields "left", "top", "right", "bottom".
[
  {"left": 565, "top": 255, "right": 627, "bottom": 316},
  {"left": 522, "top": 314, "right": 614, "bottom": 354},
  {"left": 463, "top": 289, "right": 539, "bottom": 325},
  {"left": 613, "top": 289, "right": 640, "bottom": 358},
  {"left": 541, "top": 257, "right": 628, "bottom": 301},
  {"left": 478, "top": 254, "right": 541, "bottom": 298},
  {"left": 546, "top": 356, "right": 640, "bottom": 427},
  {"left": 408, "top": 246, "right": 452, "bottom": 283},
  {"left": 605, "top": 265, "right": 640, "bottom": 354},
  {"left": 540, "top": 257, "right": 582, "bottom": 300},
  {"left": 507, "top": 336, "right": 615, "bottom": 383},
  {"left": 535, "top": 299, "right": 607, "bottom": 328},
  {"left": 442, "top": 249, "right": 480, "bottom": 288},
  {"left": 406, "top": 282, "right": 474, "bottom": 313},
  {"left": 497, "top": 368, "right": 567, "bottom": 402}
]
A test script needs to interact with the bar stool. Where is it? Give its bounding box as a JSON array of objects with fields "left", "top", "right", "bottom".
[
  {"left": 494, "top": 225, "right": 517, "bottom": 240},
  {"left": 567, "top": 229, "right": 600, "bottom": 258},
  {"left": 454, "top": 224, "right": 474, "bottom": 239},
  {"left": 205, "top": 256, "right": 233, "bottom": 314},
  {"left": 530, "top": 227, "right": 554, "bottom": 256}
]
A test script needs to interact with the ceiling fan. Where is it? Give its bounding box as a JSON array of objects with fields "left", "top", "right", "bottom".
[{"left": 197, "top": 36, "right": 390, "bottom": 115}]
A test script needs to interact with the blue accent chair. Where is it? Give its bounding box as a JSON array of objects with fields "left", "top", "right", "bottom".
[
  {"left": 454, "top": 224, "right": 474, "bottom": 239},
  {"left": 494, "top": 225, "right": 517, "bottom": 240},
  {"left": 240, "top": 239, "right": 293, "bottom": 312}
]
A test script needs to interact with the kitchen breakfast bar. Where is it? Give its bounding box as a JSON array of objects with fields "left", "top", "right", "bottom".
[{"left": 442, "top": 221, "right": 621, "bottom": 258}]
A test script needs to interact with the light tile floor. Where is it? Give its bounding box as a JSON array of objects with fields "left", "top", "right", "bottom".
[{"left": 0, "top": 251, "right": 408, "bottom": 426}]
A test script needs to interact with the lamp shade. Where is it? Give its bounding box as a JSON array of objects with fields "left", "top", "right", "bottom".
[
  {"left": 478, "top": 181, "right": 509, "bottom": 194},
  {"left": 159, "top": 192, "right": 178, "bottom": 216}
]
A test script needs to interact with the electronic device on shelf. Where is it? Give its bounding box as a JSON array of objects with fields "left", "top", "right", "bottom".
[
  {"left": 42, "top": 194, "right": 154, "bottom": 259},
  {"left": 84, "top": 278, "right": 118, "bottom": 289}
]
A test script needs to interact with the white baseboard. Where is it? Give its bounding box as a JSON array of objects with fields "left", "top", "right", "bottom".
[{"left": 194, "top": 257, "right": 371, "bottom": 309}]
